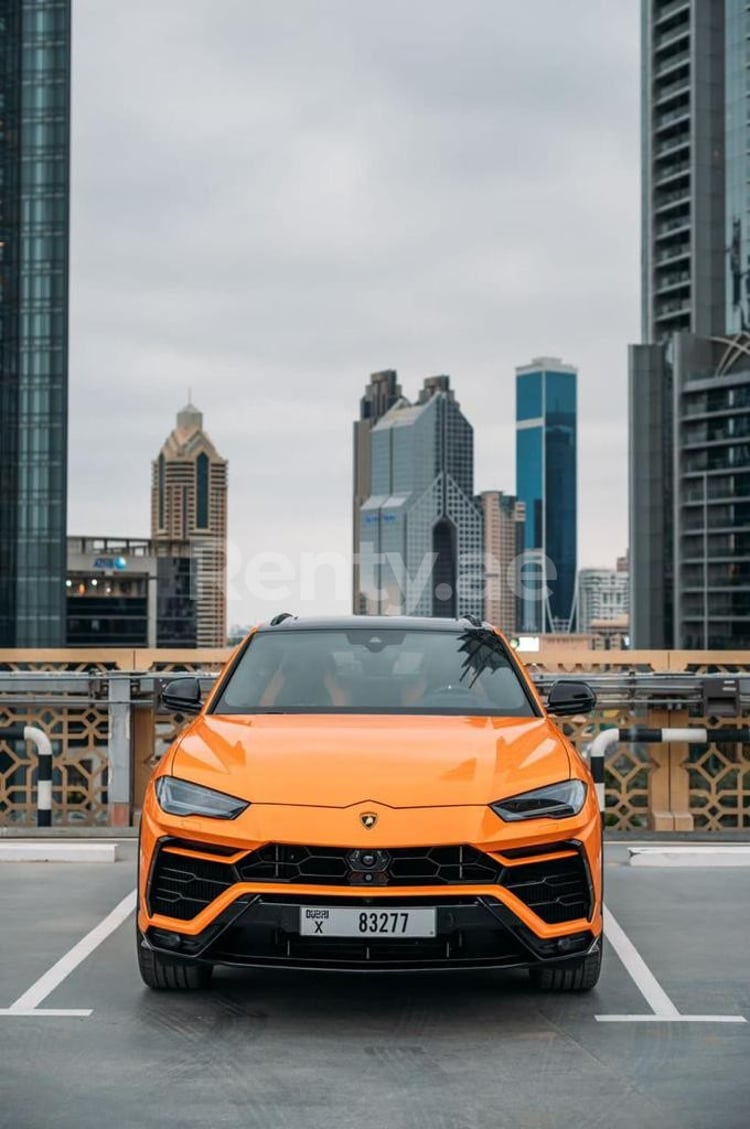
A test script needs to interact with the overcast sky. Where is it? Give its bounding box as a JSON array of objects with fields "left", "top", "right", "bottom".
[{"left": 68, "top": 0, "right": 639, "bottom": 626}]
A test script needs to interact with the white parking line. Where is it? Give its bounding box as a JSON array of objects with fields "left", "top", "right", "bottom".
[
  {"left": 0, "top": 888, "right": 136, "bottom": 1019},
  {"left": 596, "top": 903, "right": 746, "bottom": 1024},
  {"left": 1, "top": 888, "right": 746, "bottom": 1024}
]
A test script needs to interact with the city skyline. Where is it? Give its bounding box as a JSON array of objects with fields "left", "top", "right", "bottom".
[{"left": 65, "top": 0, "right": 638, "bottom": 624}]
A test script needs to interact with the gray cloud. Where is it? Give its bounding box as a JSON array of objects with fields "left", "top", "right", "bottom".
[{"left": 69, "top": 0, "right": 638, "bottom": 624}]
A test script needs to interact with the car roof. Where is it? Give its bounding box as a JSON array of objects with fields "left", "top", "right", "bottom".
[{"left": 255, "top": 615, "right": 486, "bottom": 633}]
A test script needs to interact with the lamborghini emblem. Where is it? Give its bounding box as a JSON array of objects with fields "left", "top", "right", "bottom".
[{"left": 360, "top": 812, "right": 378, "bottom": 829}]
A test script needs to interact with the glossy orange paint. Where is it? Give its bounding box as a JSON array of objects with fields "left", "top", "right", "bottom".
[{"left": 137, "top": 630, "right": 602, "bottom": 950}]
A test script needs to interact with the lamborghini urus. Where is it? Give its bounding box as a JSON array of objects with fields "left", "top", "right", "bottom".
[{"left": 137, "top": 616, "right": 602, "bottom": 991}]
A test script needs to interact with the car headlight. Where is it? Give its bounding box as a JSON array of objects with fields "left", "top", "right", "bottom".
[
  {"left": 155, "top": 776, "right": 250, "bottom": 820},
  {"left": 490, "top": 780, "right": 587, "bottom": 822}
]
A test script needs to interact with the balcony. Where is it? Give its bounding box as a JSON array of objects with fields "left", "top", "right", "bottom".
[
  {"left": 653, "top": 25, "right": 690, "bottom": 55},
  {"left": 654, "top": 50, "right": 690, "bottom": 79},
  {"left": 654, "top": 242, "right": 690, "bottom": 266},
  {"left": 654, "top": 297, "right": 691, "bottom": 322},
  {"left": 653, "top": 105, "right": 691, "bottom": 133},
  {"left": 654, "top": 75, "right": 691, "bottom": 107},
  {"left": 654, "top": 185, "right": 690, "bottom": 213},
  {"left": 654, "top": 132, "right": 690, "bottom": 158},
  {"left": 655, "top": 270, "right": 690, "bottom": 295},
  {"left": 654, "top": 214, "right": 690, "bottom": 239},
  {"left": 654, "top": 159, "right": 690, "bottom": 187},
  {"left": 654, "top": 0, "right": 691, "bottom": 28}
]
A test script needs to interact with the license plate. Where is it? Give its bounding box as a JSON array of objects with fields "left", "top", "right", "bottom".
[{"left": 299, "top": 907, "right": 436, "bottom": 938}]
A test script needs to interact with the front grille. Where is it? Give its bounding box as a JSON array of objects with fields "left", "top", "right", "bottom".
[
  {"left": 237, "top": 844, "right": 502, "bottom": 887},
  {"left": 205, "top": 897, "right": 528, "bottom": 969},
  {"left": 149, "top": 851, "right": 235, "bottom": 921},
  {"left": 502, "top": 852, "right": 591, "bottom": 924},
  {"left": 148, "top": 838, "right": 592, "bottom": 926}
]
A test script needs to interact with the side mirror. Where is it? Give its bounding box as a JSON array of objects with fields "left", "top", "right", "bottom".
[
  {"left": 160, "top": 677, "right": 203, "bottom": 714},
  {"left": 546, "top": 679, "right": 596, "bottom": 717}
]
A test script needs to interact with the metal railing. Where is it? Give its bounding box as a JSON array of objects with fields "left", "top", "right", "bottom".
[{"left": 1, "top": 649, "right": 750, "bottom": 832}]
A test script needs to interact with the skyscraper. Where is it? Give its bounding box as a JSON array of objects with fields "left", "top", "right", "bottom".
[
  {"left": 515, "top": 358, "right": 577, "bottom": 633},
  {"left": 630, "top": 0, "right": 750, "bottom": 648},
  {"left": 0, "top": 1, "right": 71, "bottom": 646},
  {"left": 151, "top": 403, "right": 228, "bottom": 647},
  {"left": 352, "top": 370, "right": 402, "bottom": 612},
  {"left": 479, "top": 490, "right": 525, "bottom": 635},
  {"left": 358, "top": 376, "right": 484, "bottom": 619}
]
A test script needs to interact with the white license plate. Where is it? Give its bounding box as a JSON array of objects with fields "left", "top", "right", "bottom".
[{"left": 299, "top": 907, "right": 436, "bottom": 938}]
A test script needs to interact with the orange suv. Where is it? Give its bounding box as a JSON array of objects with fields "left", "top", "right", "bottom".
[{"left": 137, "top": 616, "right": 602, "bottom": 991}]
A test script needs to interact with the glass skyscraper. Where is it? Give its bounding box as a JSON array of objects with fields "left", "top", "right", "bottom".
[
  {"left": 0, "top": 1, "right": 71, "bottom": 645},
  {"left": 358, "top": 376, "right": 484, "bottom": 619},
  {"left": 515, "top": 358, "right": 577, "bottom": 634},
  {"left": 352, "top": 370, "right": 403, "bottom": 613}
]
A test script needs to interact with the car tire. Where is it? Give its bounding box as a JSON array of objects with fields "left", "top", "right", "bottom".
[
  {"left": 529, "top": 945, "right": 602, "bottom": 992},
  {"left": 137, "top": 933, "right": 213, "bottom": 991}
]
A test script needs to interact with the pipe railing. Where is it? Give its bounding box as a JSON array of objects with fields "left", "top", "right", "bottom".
[
  {"left": 0, "top": 726, "right": 54, "bottom": 826},
  {"left": 588, "top": 726, "right": 750, "bottom": 812}
]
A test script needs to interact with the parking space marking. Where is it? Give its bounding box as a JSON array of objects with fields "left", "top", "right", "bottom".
[
  {"left": 597, "top": 903, "right": 747, "bottom": 1024},
  {"left": 0, "top": 888, "right": 136, "bottom": 1019},
  {"left": 1, "top": 887, "right": 747, "bottom": 1025}
]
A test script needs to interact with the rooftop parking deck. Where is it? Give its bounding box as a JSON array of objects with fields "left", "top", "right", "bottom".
[{"left": 0, "top": 843, "right": 748, "bottom": 1129}]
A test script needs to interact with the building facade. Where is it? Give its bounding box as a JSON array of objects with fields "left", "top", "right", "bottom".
[
  {"left": 0, "top": 1, "right": 71, "bottom": 645},
  {"left": 151, "top": 403, "right": 228, "bottom": 647},
  {"left": 515, "top": 358, "right": 577, "bottom": 633},
  {"left": 631, "top": 0, "right": 750, "bottom": 647},
  {"left": 66, "top": 536, "right": 196, "bottom": 648},
  {"left": 352, "top": 370, "right": 402, "bottom": 612},
  {"left": 358, "top": 376, "right": 484, "bottom": 619},
  {"left": 479, "top": 490, "right": 525, "bottom": 635},
  {"left": 577, "top": 565, "right": 630, "bottom": 635}
]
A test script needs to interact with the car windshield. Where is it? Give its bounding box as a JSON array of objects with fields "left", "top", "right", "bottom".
[{"left": 211, "top": 626, "right": 537, "bottom": 717}]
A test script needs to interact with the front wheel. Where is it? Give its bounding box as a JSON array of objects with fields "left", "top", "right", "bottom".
[
  {"left": 529, "top": 945, "right": 602, "bottom": 992},
  {"left": 137, "top": 933, "right": 213, "bottom": 991}
]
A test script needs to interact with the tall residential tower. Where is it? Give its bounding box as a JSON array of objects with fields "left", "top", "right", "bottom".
[
  {"left": 151, "top": 404, "right": 228, "bottom": 647},
  {"left": 0, "top": 1, "right": 71, "bottom": 645},
  {"left": 631, "top": 0, "right": 750, "bottom": 648}
]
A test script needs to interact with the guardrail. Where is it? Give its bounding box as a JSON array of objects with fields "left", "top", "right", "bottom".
[{"left": 0, "top": 650, "right": 749, "bottom": 831}]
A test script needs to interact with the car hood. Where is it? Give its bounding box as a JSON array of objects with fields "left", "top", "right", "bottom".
[{"left": 170, "top": 714, "right": 572, "bottom": 808}]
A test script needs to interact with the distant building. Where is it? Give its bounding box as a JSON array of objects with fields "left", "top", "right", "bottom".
[
  {"left": 352, "top": 371, "right": 403, "bottom": 612},
  {"left": 589, "top": 616, "right": 630, "bottom": 651},
  {"left": 515, "top": 358, "right": 577, "bottom": 633},
  {"left": 358, "top": 376, "right": 484, "bottom": 618},
  {"left": 479, "top": 491, "right": 525, "bottom": 634},
  {"left": 151, "top": 403, "right": 228, "bottom": 647},
  {"left": 577, "top": 566, "right": 630, "bottom": 635},
  {"left": 0, "top": 2, "right": 72, "bottom": 646},
  {"left": 66, "top": 537, "right": 195, "bottom": 648}
]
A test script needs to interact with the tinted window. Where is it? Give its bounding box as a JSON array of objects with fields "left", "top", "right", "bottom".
[{"left": 212, "top": 628, "right": 536, "bottom": 717}]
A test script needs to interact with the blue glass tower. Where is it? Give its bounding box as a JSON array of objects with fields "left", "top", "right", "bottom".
[{"left": 515, "top": 358, "right": 577, "bottom": 633}]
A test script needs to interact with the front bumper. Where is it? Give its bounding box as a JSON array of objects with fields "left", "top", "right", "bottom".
[
  {"left": 138, "top": 827, "right": 603, "bottom": 973},
  {"left": 141, "top": 892, "right": 599, "bottom": 972}
]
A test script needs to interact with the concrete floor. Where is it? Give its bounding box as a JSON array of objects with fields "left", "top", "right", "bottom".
[{"left": 0, "top": 842, "right": 748, "bottom": 1129}]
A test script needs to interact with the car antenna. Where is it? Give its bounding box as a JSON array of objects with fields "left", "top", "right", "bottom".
[{"left": 269, "top": 612, "right": 295, "bottom": 626}]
